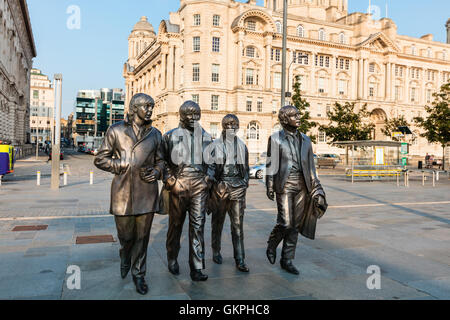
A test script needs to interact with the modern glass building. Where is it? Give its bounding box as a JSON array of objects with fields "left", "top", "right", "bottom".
[{"left": 75, "top": 89, "right": 125, "bottom": 140}]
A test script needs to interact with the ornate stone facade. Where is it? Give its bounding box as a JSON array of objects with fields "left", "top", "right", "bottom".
[
  {"left": 124, "top": 0, "right": 450, "bottom": 162},
  {"left": 0, "top": 0, "right": 36, "bottom": 157}
]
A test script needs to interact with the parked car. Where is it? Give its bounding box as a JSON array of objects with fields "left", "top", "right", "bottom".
[{"left": 250, "top": 163, "right": 266, "bottom": 180}]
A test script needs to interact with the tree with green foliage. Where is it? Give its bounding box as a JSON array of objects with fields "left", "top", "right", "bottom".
[
  {"left": 381, "top": 115, "right": 409, "bottom": 142},
  {"left": 319, "top": 102, "right": 375, "bottom": 143},
  {"left": 291, "top": 75, "right": 317, "bottom": 143},
  {"left": 413, "top": 81, "right": 450, "bottom": 170},
  {"left": 319, "top": 102, "right": 375, "bottom": 164}
]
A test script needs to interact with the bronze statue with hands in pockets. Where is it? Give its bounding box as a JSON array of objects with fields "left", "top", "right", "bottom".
[{"left": 94, "top": 93, "right": 164, "bottom": 295}]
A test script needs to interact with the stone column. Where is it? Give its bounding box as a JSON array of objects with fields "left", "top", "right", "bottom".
[
  {"left": 405, "top": 66, "right": 410, "bottom": 104},
  {"left": 363, "top": 59, "right": 368, "bottom": 98},
  {"left": 331, "top": 55, "right": 337, "bottom": 96},
  {"left": 265, "top": 43, "right": 271, "bottom": 90},
  {"left": 237, "top": 34, "right": 244, "bottom": 88},
  {"left": 173, "top": 45, "right": 180, "bottom": 90},
  {"left": 358, "top": 58, "right": 363, "bottom": 99},
  {"left": 385, "top": 62, "right": 392, "bottom": 101},
  {"left": 352, "top": 59, "right": 358, "bottom": 99},
  {"left": 167, "top": 45, "right": 175, "bottom": 91},
  {"left": 161, "top": 48, "right": 167, "bottom": 90},
  {"left": 310, "top": 51, "right": 317, "bottom": 95}
]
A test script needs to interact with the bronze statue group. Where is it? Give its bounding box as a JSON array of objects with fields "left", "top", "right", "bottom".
[{"left": 94, "top": 93, "right": 328, "bottom": 295}]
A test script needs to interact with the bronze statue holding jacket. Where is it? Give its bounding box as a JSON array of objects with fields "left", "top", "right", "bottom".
[
  {"left": 94, "top": 93, "right": 164, "bottom": 295},
  {"left": 265, "top": 105, "right": 327, "bottom": 275},
  {"left": 208, "top": 114, "right": 250, "bottom": 272}
]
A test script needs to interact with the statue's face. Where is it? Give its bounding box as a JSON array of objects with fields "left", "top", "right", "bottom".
[
  {"left": 134, "top": 102, "right": 154, "bottom": 123},
  {"left": 223, "top": 119, "right": 239, "bottom": 137},
  {"left": 283, "top": 110, "right": 301, "bottom": 129},
  {"left": 180, "top": 109, "right": 201, "bottom": 130}
]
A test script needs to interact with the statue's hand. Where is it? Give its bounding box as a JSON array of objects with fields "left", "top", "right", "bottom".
[
  {"left": 165, "top": 176, "right": 177, "bottom": 190},
  {"left": 140, "top": 167, "right": 158, "bottom": 184},
  {"left": 119, "top": 158, "right": 129, "bottom": 174},
  {"left": 267, "top": 189, "right": 275, "bottom": 201}
]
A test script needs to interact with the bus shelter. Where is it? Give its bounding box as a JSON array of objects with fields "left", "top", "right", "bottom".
[{"left": 333, "top": 140, "right": 406, "bottom": 182}]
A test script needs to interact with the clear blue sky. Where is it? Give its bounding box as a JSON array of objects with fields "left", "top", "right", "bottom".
[{"left": 28, "top": 0, "right": 450, "bottom": 118}]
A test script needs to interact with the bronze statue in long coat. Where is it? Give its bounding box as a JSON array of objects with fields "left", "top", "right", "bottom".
[{"left": 94, "top": 93, "right": 164, "bottom": 295}]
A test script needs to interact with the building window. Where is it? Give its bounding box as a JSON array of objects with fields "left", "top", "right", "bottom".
[
  {"left": 247, "top": 121, "right": 260, "bottom": 140},
  {"left": 339, "top": 32, "right": 345, "bottom": 44},
  {"left": 410, "top": 87, "right": 416, "bottom": 102},
  {"left": 315, "top": 54, "right": 330, "bottom": 68},
  {"left": 318, "top": 131, "right": 326, "bottom": 143},
  {"left": 212, "top": 64, "right": 220, "bottom": 82},
  {"left": 246, "top": 99, "right": 252, "bottom": 112},
  {"left": 276, "top": 21, "right": 282, "bottom": 33},
  {"left": 192, "top": 94, "right": 199, "bottom": 104},
  {"left": 318, "top": 29, "right": 325, "bottom": 41},
  {"left": 213, "top": 15, "right": 220, "bottom": 27},
  {"left": 192, "top": 64, "right": 200, "bottom": 82},
  {"left": 426, "top": 89, "right": 432, "bottom": 103},
  {"left": 33, "top": 90, "right": 39, "bottom": 99},
  {"left": 212, "top": 37, "right": 220, "bottom": 52},
  {"left": 443, "top": 50, "right": 447, "bottom": 60},
  {"left": 211, "top": 95, "right": 219, "bottom": 110},
  {"left": 338, "top": 80, "right": 346, "bottom": 95},
  {"left": 194, "top": 14, "right": 201, "bottom": 26},
  {"left": 294, "top": 51, "right": 309, "bottom": 65},
  {"left": 272, "top": 100, "right": 278, "bottom": 113},
  {"left": 247, "top": 20, "right": 256, "bottom": 31},
  {"left": 369, "top": 86, "right": 375, "bottom": 97},
  {"left": 193, "top": 37, "right": 200, "bottom": 52},
  {"left": 395, "top": 65, "right": 403, "bottom": 77},
  {"left": 271, "top": 48, "right": 281, "bottom": 62},
  {"left": 274, "top": 72, "right": 282, "bottom": 89},
  {"left": 245, "top": 46, "right": 256, "bottom": 58},
  {"left": 318, "top": 77, "right": 325, "bottom": 93},
  {"left": 427, "top": 47, "right": 432, "bottom": 58},
  {"left": 411, "top": 45, "right": 416, "bottom": 55},
  {"left": 210, "top": 123, "right": 219, "bottom": 139},
  {"left": 395, "top": 86, "right": 401, "bottom": 100},
  {"left": 257, "top": 99, "right": 263, "bottom": 112},
  {"left": 297, "top": 25, "right": 304, "bottom": 37},
  {"left": 369, "top": 63, "right": 375, "bottom": 73},
  {"left": 246, "top": 69, "right": 255, "bottom": 85}
]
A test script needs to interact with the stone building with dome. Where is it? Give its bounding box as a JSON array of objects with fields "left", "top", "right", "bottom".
[{"left": 123, "top": 0, "right": 450, "bottom": 163}]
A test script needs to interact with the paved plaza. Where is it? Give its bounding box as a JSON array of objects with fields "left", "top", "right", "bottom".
[{"left": 0, "top": 152, "right": 449, "bottom": 300}]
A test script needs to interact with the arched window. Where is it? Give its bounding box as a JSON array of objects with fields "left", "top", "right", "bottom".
[
  {"left": 247, "top": 121, "right": 260, "bottom": 140},
  {"left": 339, "top": 32, "right": 345, "bottom": 44},
  {"left": 297, "top": 25, "right": 304, "bottom": 37},
  {"left": 275, "top": 21, "right": 282, "bottom": 34},
  {"left": 318, "top": 29, "right": 325, "bottom": 41}
]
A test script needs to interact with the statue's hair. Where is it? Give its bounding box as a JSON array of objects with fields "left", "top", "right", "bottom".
[
  {"left": 222, "top": 114, "right": 239, "bottom": 128},
  {"left": 278, "top": 105, "right": 299, "bottom": 125},
  {"left": 126, "top": 93, "right": 154, "bottom": 123},
  {"left": 179, "top": 100, "right": 201, "bottom": 117}
]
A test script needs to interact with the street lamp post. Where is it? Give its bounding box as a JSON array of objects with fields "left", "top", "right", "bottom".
[
  {"left": 51, "top": 74, "right": 62, "bottom": 190},
  {"left": 280, "top": 0, "right": 288, "bottom": 108}
]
